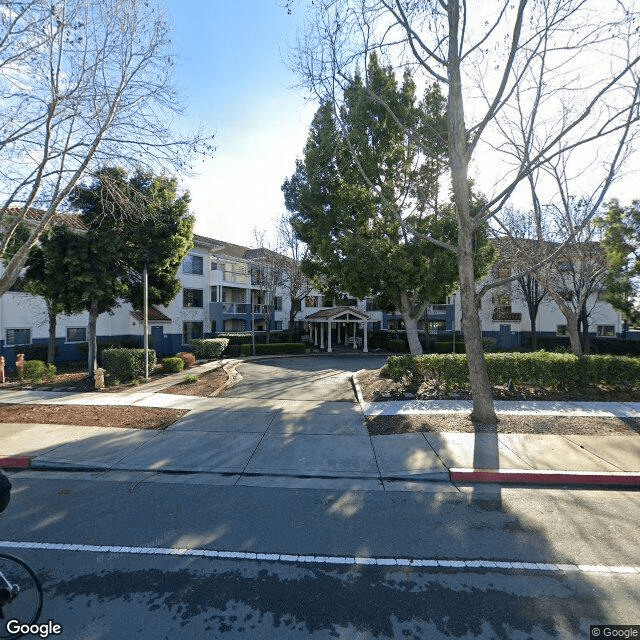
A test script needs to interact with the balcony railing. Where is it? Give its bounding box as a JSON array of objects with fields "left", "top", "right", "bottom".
[{"left": 222, "top": 302, "right": 250, "bottom": 314}]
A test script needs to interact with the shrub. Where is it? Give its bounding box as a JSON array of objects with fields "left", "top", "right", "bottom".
[
  {"left": 189, "top": 338, "right": 229, "bottom": 359},
  {"left": 101, "top": 348, "right": 156, "bottom": 381},
  {"left": 388, "top": 339, "right": 408, "bottom": 353},
  {"left": 175, "top": 351, "right": 196, "bottom": 368},
  {"left": 434, "top": 340, "right": 465, "bottom": 353},
  {"left": 240, "top": 342, "right": 307, "bottom": 356},
  {"left": 385, "top": 352, "right": 640, "bottom": 391},
  {"left": 19, "top": 360, "right": 56, "bottom": 384},
  {"left": 14, "top": 344, "right": 48, "bottom": 362},
  {"left": 162, "top": 357, "right": 184, "bottom": 373},
  {"left": 79, "top": 339, "right": 145, "bottom": 361},
  {"left": 183, "top": 373, "right": 199, "bottom": 383}
]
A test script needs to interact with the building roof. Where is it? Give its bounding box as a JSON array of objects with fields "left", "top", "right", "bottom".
[
  {"left": 305, "top": 306, "right": 369, "bottom": 321},
  {"left": 4, "top": 206, "right": 87, "bottom": 231},
  {"left": 130, "top": 306, "right": 172, "bottom": 323}
]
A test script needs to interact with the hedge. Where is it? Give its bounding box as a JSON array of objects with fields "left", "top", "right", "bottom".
[
  {"left": 162, "top": 357, "right": 184, "bottom": 373},
  {"left": 240, "top": 342, "right": 307, "bottom": 356},
  {"left": 14, "top": 344, "right": 48, "bottom": 362},
  {"left": 190, "top": 338, "right": 229, "bottom": 359},
  {"left": 80, "top": 339, "right": 145, "bottom": 361},
  {"left": 388, "top": 339, "right": 408, "bottom": 353},
  {"left": 386, "top": 352, "right": 640, "bottom": 392},
  {"left": 101, "top": 348, "right": 157, "bottom": 381}
]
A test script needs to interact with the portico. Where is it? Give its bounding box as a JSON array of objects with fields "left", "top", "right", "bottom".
[{"left": 304, "top": 306, "right": 370, "bottom": 353}]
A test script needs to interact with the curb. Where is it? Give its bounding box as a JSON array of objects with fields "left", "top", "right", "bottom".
[
  {"left": 0, "top": 457, "right": 31, "bottom": 470},
  {"left": 450, "top": 468, "right": 640, "bottom": 487}
]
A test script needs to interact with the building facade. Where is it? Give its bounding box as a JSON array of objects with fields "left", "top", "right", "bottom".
[{"left": 0, "top": 233, "right": 625, "bottom": 365}]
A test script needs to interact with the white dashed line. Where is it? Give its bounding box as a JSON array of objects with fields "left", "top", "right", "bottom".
[{"left": 0, "top": 540, "right": 638, "bottom": 575}]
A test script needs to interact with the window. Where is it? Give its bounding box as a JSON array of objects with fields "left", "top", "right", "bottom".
[
  {"left": 183, "top": 254, "right": 203, "bottom": 275},
  {"left": 211, "top": 260, "right": 218, "bottom": 271},
  {"left": 210, "top": 287, "right": 218, "bottom": 303},
  {"left": 274, "top": 296, "right": 282, "bottom": 311},
  {"left": 274, "top": 321, "right": 283, "bottom": 330},
  {"left": 597, "top": 325, "right": 615, "bottom": 337},
  {"left": 556, "top": 324, "right": 568, "bottom": 336},
  {"left": 305, "top": 296, "right": 319, "bottom": 308},
  {"left": 6, "top": 328, "right": 31, "bottom": 345},
  {"left": 182, "top": 322, "right": 203, "bottom": 344},
  {"left": 211, "top": 321, "right": 217, "bottom": 334},
  {"left": 557, "top": 261, "right": 573, "bottom": 272},
  {"left": 292, "top": 299, "right": 302, "bottom": 313},
  {"left": 222, "top": 261, "right": 248, "bottom": 284},
  {"left": 428, "top": 320, "right": 447, "bottom": 332},
  {"left": 66, "top": 327, "right": 86, "bottom": 343},
  {"left": 183, "top": 288, "right": 203, "bottom": 308}
]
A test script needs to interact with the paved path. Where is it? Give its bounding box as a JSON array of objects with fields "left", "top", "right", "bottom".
[{"left": 0, "top": 355, "right": 639, "bottom": 489}]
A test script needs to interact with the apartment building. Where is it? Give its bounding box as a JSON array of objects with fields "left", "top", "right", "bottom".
[{"left": 0, "top": 232, "right": 625, "bottom": 364}]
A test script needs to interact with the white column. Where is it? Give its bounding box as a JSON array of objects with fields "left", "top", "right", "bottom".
[
  {"left": 314, "top": 324, "right": 318, "bottom": 346},
  {"left": 363, "top": 321, "right": 368, "bottom": 352},
  {"left": 353, "top": 322, "right": 357, "bottom": 349},
  {"left": 337, "top": 322, "right": 341, "bottom": 344},
  {"left": 320, "top": 323, "right": 325, "bottom": 349},
  {"left": 327, "top": 320, "right": 332, "bottom": 352}
]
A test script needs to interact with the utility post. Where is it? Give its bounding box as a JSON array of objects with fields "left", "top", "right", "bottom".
[{"left": 143, "top": 262, "right": 149, "bottom": 380}]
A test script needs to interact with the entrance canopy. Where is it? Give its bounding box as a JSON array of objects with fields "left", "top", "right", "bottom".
[{"left": 304, "top": 306, "right": 370, "bottom": 352}]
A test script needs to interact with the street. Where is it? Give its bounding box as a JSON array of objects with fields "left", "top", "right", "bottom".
[{"left": 1, "top": 471, "right": 638, "bottom": 639}]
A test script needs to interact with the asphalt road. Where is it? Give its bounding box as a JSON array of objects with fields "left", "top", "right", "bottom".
[
  {"left": 1, "top": 355, "right": 638, "bottom": 639},
  {"left": 1, "top": 472, "right": 638, "bottom": 639}
]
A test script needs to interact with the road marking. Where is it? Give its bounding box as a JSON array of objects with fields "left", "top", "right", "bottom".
[{"left": 0, "top": 540, "right": 638, "bottom": 575}]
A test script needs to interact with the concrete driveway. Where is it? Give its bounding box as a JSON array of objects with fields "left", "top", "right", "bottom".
[{"left": 225, "top": 354, "right": 387, "bottom": 401}]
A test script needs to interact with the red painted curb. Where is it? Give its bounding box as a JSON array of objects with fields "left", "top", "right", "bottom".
[
  {"left": 0, "top": 457, "right": 31, "bottom": 470},
  {"left": 450, "top": 469, "right": 640, "bottom": 487}
]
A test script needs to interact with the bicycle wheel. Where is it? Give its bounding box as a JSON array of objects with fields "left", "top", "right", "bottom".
[{"left": 0, "top": 553, "right": 43, "bottom": 640}]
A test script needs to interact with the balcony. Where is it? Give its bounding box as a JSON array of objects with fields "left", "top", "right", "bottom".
[
  {"left": 222, "top": 302, "right": 250, "bottom": 314},
  {"left": 492, "top": 305, "right": 522, "bottom": 322}
]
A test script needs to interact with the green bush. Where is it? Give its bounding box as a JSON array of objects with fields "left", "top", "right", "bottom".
[
  {"left": 14, "top": 344, "right": 48, "bottom": 362},
  {"left": 189, "top": 338, "right": 229, "bottom": 359},
  {"left": 386, "top": 352, "right": 640, "bottom": 391},
  {"left": 162, "top": 357, "right": 184, "bottom": 373},
  {"left": 240, "top": 342, "right": 307, "bottom": 356},
  {"left": 79, "top": 339, "right": 144, "bottom": 361},
  {"left": 19, "top": 360, "right": 56, "bottom": 384},
  {"left": 175, "top": 351, "right": 196, "bottom": 368},
  {"left": 388, "top": 339, "right": 408, "bottom": 353},
  {"left": 101, "top": 348, "right": 156, "bottom": 381},
  {"left": 434, "top": 340, "right": 465, "bottom": 353}
]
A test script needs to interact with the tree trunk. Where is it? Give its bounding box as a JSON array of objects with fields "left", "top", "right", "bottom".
[
  {"left": 400, "top": 291, "right": 424, "bottom": 355},
  {"left": 579, "top": 305, "right": 591, "bottom": 354},
  {"left": 566, "top": 314, "right": 583, "bottom": 355},
  {"left": 447, "top": 2, "right": 497, "bottom": 423},
  {"left": 87, "top": 300, "right": 99, "bottom": 376},
  {"left": 289, "top": 304, "right": 296, "bottom": 343},
  {"left": 46, "top": 300, "right": 57, "bottom": 365},
  {"left": 527, "top": 300, "right": 539, "bottom": 351}
]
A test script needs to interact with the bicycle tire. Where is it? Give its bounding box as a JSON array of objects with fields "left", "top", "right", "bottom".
[{"left": 0, "top": 553, "right": 43, "bottom": 640}]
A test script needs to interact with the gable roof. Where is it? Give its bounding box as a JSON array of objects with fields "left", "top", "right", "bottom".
[
  {"left": 305, "top": 306, "right": 369, "bottom": 321},
  {"left": 4, "top": 206, "right": 87, "bottom": 231},
  {"left": 130, "top": 306, "right": 172, "bottom": 323}
]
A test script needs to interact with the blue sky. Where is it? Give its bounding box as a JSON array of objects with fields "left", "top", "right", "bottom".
[{"left": 164, "top": 0, "right": 316, "bottom": 247}]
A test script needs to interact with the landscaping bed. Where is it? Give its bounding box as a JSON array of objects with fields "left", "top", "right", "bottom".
[
  {"left": 358, "top": 366, "right": 640, "bottom": 437},
  {"left": 0, "top": 403, "right": 188, "bottom": 430},
  {"left": 163, "top": 368, "right": 229, "bottom": 397}
]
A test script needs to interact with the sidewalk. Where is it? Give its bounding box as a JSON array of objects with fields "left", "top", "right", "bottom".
[{"left": 0, "top": 364, "right": 639, "bottom": 491}]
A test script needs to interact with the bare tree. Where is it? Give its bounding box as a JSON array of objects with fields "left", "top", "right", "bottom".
[
  {"left": 0, "top": 0, "right": 214, "bottom": 293},
  {"left": 275, "top": 213, "right": 313, "bottom": 341},
  {"left": 290, "top": 0, "right": 640, "bottom": 422}
]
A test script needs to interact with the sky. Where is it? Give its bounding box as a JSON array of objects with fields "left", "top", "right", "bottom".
[
  {"left": 163, "top": 0, "right": 639, "bottom": 249},
  {"left": 163, "top": 0, "right": 316, "bottom": 248}
]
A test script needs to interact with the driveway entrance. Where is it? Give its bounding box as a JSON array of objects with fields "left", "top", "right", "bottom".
[{"left": 225, "top": 355, "right": 387, "bottom": 401}]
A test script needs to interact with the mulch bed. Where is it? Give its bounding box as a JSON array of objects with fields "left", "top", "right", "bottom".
[
  {"left": 359, "top": 367, "right": 640, "bottom": 437},
  {"left": 366, "top": 413, "right": 640, "bottom": 436},
  {"left": 163, "top": 368, "right": 229, "bottom": 396},
  {"left": 0, "top": 403, "right": 188, "bottom": 430}
]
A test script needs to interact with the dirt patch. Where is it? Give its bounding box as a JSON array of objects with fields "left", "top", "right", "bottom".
[
  {"left": 0, "top": 404, "right": 188, "bottom": 430},
  {"left": 164, "top": 368, "right": 229, "bottom": 397},
  {"left": 358, "top": 367, "right": 640, "bottom": 437},
  {"left": 366, "top": 413, "right": 640, "bottom": 436}
]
